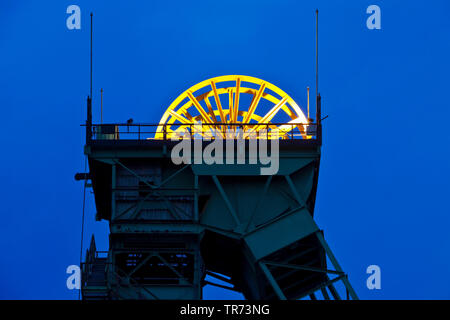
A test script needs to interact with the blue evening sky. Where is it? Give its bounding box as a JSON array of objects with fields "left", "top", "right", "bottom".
[{"left": 0, "top": 0, "right": 449, "bottom": 299}]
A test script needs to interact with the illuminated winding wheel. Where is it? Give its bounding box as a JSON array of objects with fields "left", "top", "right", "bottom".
[{"left": 155, "top": 75, "right": 312, "bottom": 140}]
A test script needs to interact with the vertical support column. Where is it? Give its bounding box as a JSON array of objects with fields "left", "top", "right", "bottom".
[
  {"left": 86, "top": 96, "right": 92, "bottom": 143},
  {"left": 195, "top": 236, "right": 203, "bottom": 299},
  {"left": 194, "top": 174, "right": 199, "bottom": 222},
  {"left": 109, "top": 163, "right": 117, "bottom": 296},
  {"left": 194, "top": 173, "right": 203, "bottom": 299},
  {"left": 111, "top": 163, "right": 116, "bottom": 221}
]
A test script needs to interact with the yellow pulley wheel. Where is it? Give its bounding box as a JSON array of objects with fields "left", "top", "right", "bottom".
[{"left": 155, "top": 75, "right": 309, "bottom": 139}]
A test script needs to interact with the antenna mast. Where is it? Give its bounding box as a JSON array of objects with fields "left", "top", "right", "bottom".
[
  {"left": 101, "top": 88, "right": 103, "bottom": 124},
  {"left": 307, "top": 86, "right": 310, "bottom": 120},
  {"left": 315, "top": 9, "right": 322, "bottom": 144},
  {"left": 90, "top": 13, "right": 93, "bottom": 99},
  {"left": 86, "top": 13, "right": 94, "bottom": 144},
  {"left": 315, "top": 9, "right": 319, "bottom": 107}
]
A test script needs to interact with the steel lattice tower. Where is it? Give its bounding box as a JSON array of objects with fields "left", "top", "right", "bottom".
[{"left": 79, "top": 75, "right": 357, "bottom": 300}]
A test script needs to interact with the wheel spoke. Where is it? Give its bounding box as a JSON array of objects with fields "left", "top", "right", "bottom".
[
  {"left": 186, "top": 90, "right": 213, "bottom": 124},
  {"left": 211, "top": 80, "right": 226, "bottom": 123},
  {"left": 243, "top": 82, "right": 266, "bottom": 123},
  {"left": 233, "top": 77, "right": 241, "bottom": 123}
]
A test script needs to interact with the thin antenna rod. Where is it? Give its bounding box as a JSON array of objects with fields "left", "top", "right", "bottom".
[
  {"left": 101, "top": 88, "right": 103, "bottom": 124},
  {"left": 315, "top": 9, "right": 319, "bottom": 102},
  {"left": 315, "top": 9, "right": 322, "bottom": 144},
  {"left": 90, "top": 13, "right": 93, "bottom": 99},
  {"left": 307, "top": 86, "right": 310, "bottom": 120}
]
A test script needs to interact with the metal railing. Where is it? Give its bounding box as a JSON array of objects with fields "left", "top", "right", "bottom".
[{"left": 87, "top": 123, "right": 319, "bottom": 141}]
